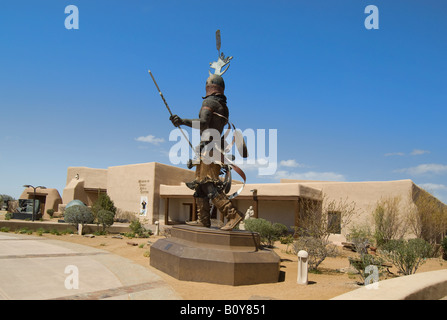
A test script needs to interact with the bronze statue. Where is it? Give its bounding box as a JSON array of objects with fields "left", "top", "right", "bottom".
[{"left": 169, "top": 31, "right": 245, "bottom": 231}]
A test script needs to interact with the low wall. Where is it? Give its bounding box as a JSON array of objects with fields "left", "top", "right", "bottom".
[
  {"left": 332, "top": 269, "right": 447, "bottom": 300},
  {"left": 0, "top": 220, "right": 130, "bottom": 234}
]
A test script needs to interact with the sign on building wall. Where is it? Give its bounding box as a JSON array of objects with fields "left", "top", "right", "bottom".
[
  {"left": 140, "top": 196, "right": 148, "bottom": 216},
  {"left": 138, "top": 179, "right": 150, "bottom": 194},
  {"left": 138, "top": 179, "right": 150, "bottom": 216}
]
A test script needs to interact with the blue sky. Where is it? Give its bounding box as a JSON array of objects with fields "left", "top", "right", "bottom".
[{"left": 1, "top": 0, "right": 447, "bottom": 204}]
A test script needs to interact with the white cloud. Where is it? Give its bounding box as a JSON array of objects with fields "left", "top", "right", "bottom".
[
  {"left": 384, "top": 152, "right": 405, "bottom": 157},
  {"left": 397, "top": 163, "right": 447, "bottom": 176},
  {"left": 236, "top": 158, "right": 278, "bottom": 176},
  {"left": 385, "top": 149, "right": 430, "bottom": 157},
  {"left": 135, "top": 135, "right": 165, "bottom": 145},
  {"left": 419, "top": 183, "right": 447, "bottom": 191},
  {"left": 411, "top": 149, "right": 430, "bottom": 156},
  {"left": 272, "top": 170, "right": 346, "bottom": 182},
  {"left": 279, "top": 159, "right": 303, "bottom": 168}
]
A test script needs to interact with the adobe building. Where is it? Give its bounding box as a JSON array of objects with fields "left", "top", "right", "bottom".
[
  {"left": 60, "top": 163, "right": 196, "bottom": 220},
  {"left": 19, "top": 187, "right": 62, "bottom": 219},
  {"left": 55, "top": 161, "right": 447, "bottom": 244}
]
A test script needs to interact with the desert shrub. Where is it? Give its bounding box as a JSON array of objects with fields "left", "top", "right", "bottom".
[
  {"left": 380, "top": 238, "right": 433, "bottom": 275},
  {"left": 64, "top": 205, "right": 94, "bottom": 231},
  {"left": 96, "top": 209, "right": 115, "bottom": 232},
  {"left": 46, "top": 209, "right": 55, "bottom": 218},
  {"left": 348, "top": 254, "right": 384, "bottom": 284},
  {"left": 293, "top": 236, "right": 338, "bottom": 271},
  {"left": 125, "top": 219, "right": 152, "bottom": 238},
  {"left": 5, "top": 212, "right": 12, "bottom": 220},
  {"left": 50, "top": 229, "right": 60, "bottom": 235},
  {"left": 347, "top": 224, "right": 376, "bottom": 253},
  {"left": 279, "top": 234, "right": 295, "bottom": 253},
  {"left": 244, "top": 218, "right": 288, "bottom": 247},
  {"left": 346, "top": 224, "right": 385, "bottom": 284},
  {"left": 130, "top": 219, "right": 145, "bottom": 234},
  {"left": 17, "top": 228, "right": 32, "bottom": 235}
]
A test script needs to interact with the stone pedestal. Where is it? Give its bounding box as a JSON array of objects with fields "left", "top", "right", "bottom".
[{"left": 150, "top": 225, "right": 280, "bottom": 286}]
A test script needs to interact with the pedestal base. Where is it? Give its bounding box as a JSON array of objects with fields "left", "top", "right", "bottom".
[{"left": 150, "top": 225, "right": 280, "bottom": 286}]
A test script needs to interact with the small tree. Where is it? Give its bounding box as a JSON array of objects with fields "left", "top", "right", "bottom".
[
  {"left": 373, "top": 196, "right": 406, "bottom": 247},
  {"left": 407, "top": 188, "right": 447, "bottom": 244},
  {"left": 244, "top": 218, "right": 288, "bottom": 247},
  {"left": 92, "top": 193, "right": 116, "bottom": 215},
  {"left": 64, "top": 205, "right": 94, "bottom": 233},
  {"left": 295, "top": 195, "right": 358, "bottom": 241},
  {"left": 92, "top": 192, "right": 117, "bottom": 226},
  {"left": 96, "top": 209, "right": 115, "bottom": 233},
  {"left": 0, "top": 194, "right": 15, "bottom": 211}
]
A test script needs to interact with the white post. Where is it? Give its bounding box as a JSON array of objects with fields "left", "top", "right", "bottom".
[
  {"left": 155, "top": 221, "right": 159, "bottom": 236},
  {"left": 297, "top": 250, "right": 308, "bottom": 285},
  {"left": 78, "top": 224, "right": 83, "bottom": 236}
]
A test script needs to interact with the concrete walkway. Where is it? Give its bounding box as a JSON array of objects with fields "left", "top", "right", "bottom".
[{"left": 0, "top": 232, "right": 181, "bottom": 300}]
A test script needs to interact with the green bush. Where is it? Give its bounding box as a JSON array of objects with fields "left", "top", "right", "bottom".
[
  {"left": 348, "top": 254, "right": 384, "bottom": 284},
  {"left": 17, "top": 228, "right": 32, "bottom": 235},
  {"left": 46, "top": 209, "right": 55, "bottom": 218},
  {"left": 126, "top": 220, "right": 152, "bottom": 238},
  {"left": 64, "top": 205, "right": 94, "bottom": 231},
  {"left": 96, "top": 209, "right": 115, "bottom": 232},
  {"left": 293, "top": 236, "right": 338, "bottom": 271},
  {"left": 92, "top": 193, "right": 116, "bottom": 216},
  {"left": 380, "top": 238, "right": 433, "bottom": 275},
  {"left": 244, "top": 218, "right": 288, "bottom": 247},
  {"left": 50, "top": 229, "right": 60, "bottom": 235}
]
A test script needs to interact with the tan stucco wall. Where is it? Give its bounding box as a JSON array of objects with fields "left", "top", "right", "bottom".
[
  {"left": 282, "top": 179, "right": 414, "bottom": 217},
  {"left": 106, "top": 162, "right": 196, "bottom": 223},
  {"left": 107, "top": 162, "right": 156, "bottom": 220},
  {"left": 281, "top": 179, "right": 417, "bottom": 242},
  {"left": 62, "top": 178, "right": 86, "bottom": 205},
  {"left": 66, "top": 167, "right": 108, "bottom": 190},
  {"left": 152, "top": 163, "right": 195, "bottom": 223}
]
